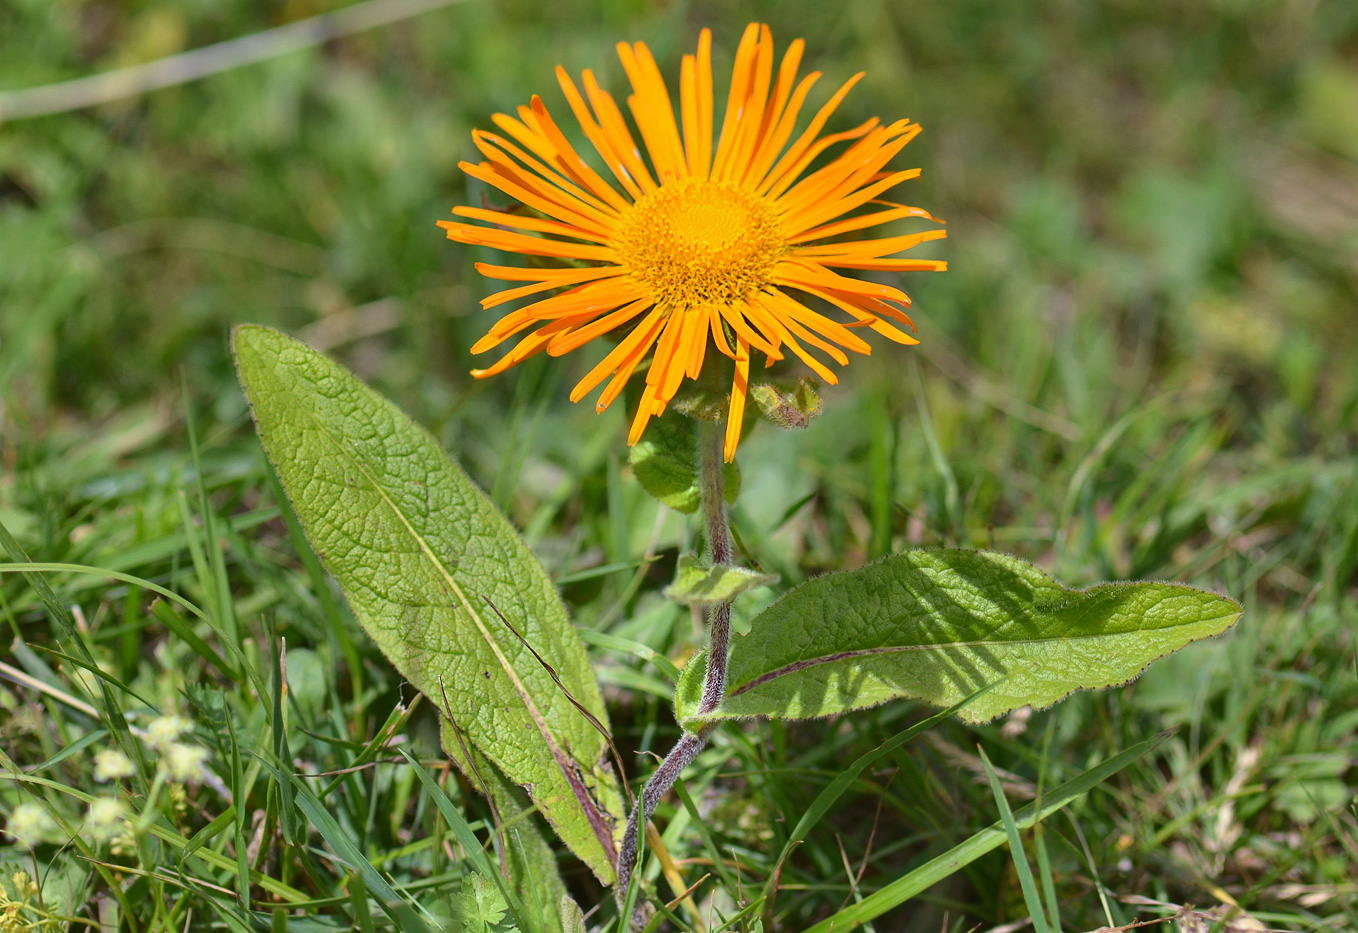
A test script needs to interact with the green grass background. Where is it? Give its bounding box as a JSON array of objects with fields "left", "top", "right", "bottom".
[{"left": 1, "top": 0, "right": 1356, "bottom": 929}]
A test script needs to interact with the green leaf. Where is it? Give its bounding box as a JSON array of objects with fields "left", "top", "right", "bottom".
[
  {"left": 663, "top": 554, "right": 777, "bottom": 606},
  {"left": 559, "top": 895, "right": 587, "bottom": 933},
  {"left": 675, "top": 548, "right": 1241, "bottom": 726},
  {"left": 452, "top": 874, "right": 517, "bottom": 932},
  {"left": 629, "top": 411, "right": 739, "bottom": 513},
  {"left": 232, "top": 325, "right": 622, "bottom": 882}
]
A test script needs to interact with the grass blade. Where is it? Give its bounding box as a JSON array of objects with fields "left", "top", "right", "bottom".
[
  {"left": 979, "top": 745, "right": 1051, "bottom": 933},
  {"left": 802, "top": 734, "right": 1166, "bottom": 932}
]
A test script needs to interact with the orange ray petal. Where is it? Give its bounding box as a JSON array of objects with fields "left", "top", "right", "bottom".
[
  {"left": 618, "top": 42, "right": 688, "bottom": 183},
  {"left": 464, "top": 141, "right": 620, "bottom": 232},
  {"left": 753, "top": 37, "right": 805, "bottom": 156},
  {"left": 680, "top": 54, "right": 703, "bottom": 179},
  {"left": 472, "top": 281, "right": 638, "bottom": 352},
  {"left": 696, "top": 29, "right": 714, "bottom": 176},
  {"left": 470, "top": 309, "right": 598, "bottom": 377},
  {"left": 719, "top": 24, "right": 775, "bottom": 182},
  {"left": 571, "top": 306, "right": 667, "bottom": 403},
  {"left": 547, "top": 297, "right": 652, "bottom": 356},
  {"left": 773, "top": 258, "right": 911, "bottom": 304},
  {"left": 748, "top": 301, "right": 839, "bottom": 384},
  {"left": 708, "top": 305, "right": 734, "bottom": 358},
  {"left": 756, "top": 294, "right": 848, "bottom": 365},
  {"left": 645, "top": 310, "right": 686, "bottom": 388},
  {"left": 555, "top": 66, "right": 648, "bottom": 201},
  {"left": 792, "top": 228, "right": 947, "bottom": 258},
  {"left": 685, "top": 309, "right": 709, "bottom": 379},
  {"left": 479, "top": 265, "right": 628, "bottom": 310},
  {"left": 763, "top": 117, "right": 880, "bottom": 204},
  {"left": 458, "top": 161, "right": 615, "bottom": 239},
  {"left": 516, "top": 279, "right": 643, "bottom": 321},
  {"left": 711, "top": 23, "right": 762, "bottom": 179},
  {"left": 597, "top": 327, "right": 660, "bottom": 412},
  {"left": 716, "top": 300, "right": 781, "bottom": 359},
  {"left": 790, "top": 283, "right": 921, "bottom": 344},
  {"left": 816, "top": 258, "right": 948, "bottom": 271},
  {"left": 452, "top": 206, "right": 610, "bottom": 244},
  {"left": 439, "top": 220, "right": 617, "bottom": 262},
  {"left": 482, "top": 114, "right": 625, "bottom": 216},
  {"left": 764, "top": 288, "right": 872, "bottom": 353},
  {"left": 777, "top": 121, "right": 917, "bottom": 214},
  {"left": 471, "top": 329, "right": 556, "bottom": 378},
  {"left": 756, "top": 71, "right": 864, "bottom": 196},
  {"left": 741, "top": 69, "right": 818, "bottom": 189},
  {"left": 628, "top": 383, "right": 662, "bottom": 444},
  {"left": 474, "top": 261, "right": 618, "bottom": 282},
  {"left": 787, "top": 203, "right": 940, "bottom": 244},
  {"left": 522, "top": 97, "right": 633, "bottom": 214},
  {"left": 724, "top": 338, "right": 751, "bottom": 461},
  {"left": 782, "top": 168, "right": 923, "bottom": 235},
  {"left": 470, "top": 129, "right": 624, "bottom": 221},
  {"left": 583, "top": 70, "right": 659, "bottom": 193}
]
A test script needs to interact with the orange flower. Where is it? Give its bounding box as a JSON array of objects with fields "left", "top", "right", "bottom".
[{"left": 441, "top": 23, "right": 946, "bottom": 461}]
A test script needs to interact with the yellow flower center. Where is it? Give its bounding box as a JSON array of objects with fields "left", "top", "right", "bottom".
[{"left": 616, "top": 180, "right": 785, "bottom": 311}]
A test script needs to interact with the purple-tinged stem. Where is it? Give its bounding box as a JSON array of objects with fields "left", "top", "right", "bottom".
[{"left": 615, "top": 418, "right": 738, "bottom": 924}]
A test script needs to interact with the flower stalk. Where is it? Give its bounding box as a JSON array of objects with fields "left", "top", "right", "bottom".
[{"left": 615, "top": 417, "right": 735, "bottom": 920}]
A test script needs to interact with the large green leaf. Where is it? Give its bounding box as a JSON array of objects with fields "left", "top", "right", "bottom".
[
  {"left": 233, "top": 325, "right": 622, "bottom": 882},
  {"left": 675, "top": 549, "right": 1241, "bottom": 726}
]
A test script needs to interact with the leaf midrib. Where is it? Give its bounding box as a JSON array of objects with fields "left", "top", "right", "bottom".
[
  {"left": 293, "top": 396, "right": 617, "bottom": 866},
  {"left": 727, "top": 607, "right": 1235, "bottom": 698}
]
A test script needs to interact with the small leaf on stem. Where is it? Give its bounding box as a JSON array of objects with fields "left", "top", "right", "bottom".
[
  {"left": 663, "top": 554, "right": 777, "bottom": 606},
  {"left": 629, "top": 411, "right": 740, "bottom": 513}
]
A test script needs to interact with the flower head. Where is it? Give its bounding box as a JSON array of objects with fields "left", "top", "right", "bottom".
[
  {"left": 143, "top": 714, "right": 191, "bottom": 752},
  {"left": 85, "top": 797, "right": 126, "bottom": 843},
  {"left": 441, "top": 23, "right": 945, "bottom": 461},
  {"left": 93, "top": 748, "right": 135, "bottom": 782},
  {"left": 162, "top": 742, "right": 208, "bottom": 783},
  {"left": 4, "top": 803, "right": 56, "bottom": 848}
]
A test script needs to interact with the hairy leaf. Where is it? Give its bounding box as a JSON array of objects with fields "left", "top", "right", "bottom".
[
  {"left": 629, "top": 411, "right": 739, "bottom": 513},
  {"left": 233, "top": 325, "right": 621, "bottom": 881},
  {"left": 675, "top": 549, "right": 1241, "bottom": 726},
  {"left": 663, "top": 554, "right": 777, "bottom": 606}
]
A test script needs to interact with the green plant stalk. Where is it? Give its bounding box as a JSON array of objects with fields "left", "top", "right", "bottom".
[{"left": 615, "top": 419, "right": 733, "bottom": 921}]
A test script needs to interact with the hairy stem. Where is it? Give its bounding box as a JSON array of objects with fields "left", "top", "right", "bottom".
[
  {"left": 613, "top": 727, "right": 713, "bottom": 919},
  {"left": 698, "top": 419, "right": 733, "bottom": 714},
  {"left": 615, "top": 418, "right": 738, "bottom": 922}
]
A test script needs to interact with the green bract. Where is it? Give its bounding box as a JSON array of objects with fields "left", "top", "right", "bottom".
[
  {"left": 233, "top": 325, "right": 622, "bottom": 882},
  {"left": 675, "top": 548, "right": 1242, "bottom": 726}
]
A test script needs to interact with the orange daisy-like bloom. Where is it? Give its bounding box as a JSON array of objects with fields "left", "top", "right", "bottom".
[{"left": 440, "top": 23, "right": 946, "bottom": 461}]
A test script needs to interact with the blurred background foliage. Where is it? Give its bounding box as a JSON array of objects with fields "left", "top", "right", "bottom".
[{"left": 1, "top": 0, "right": 1356, "bottom": 930}]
